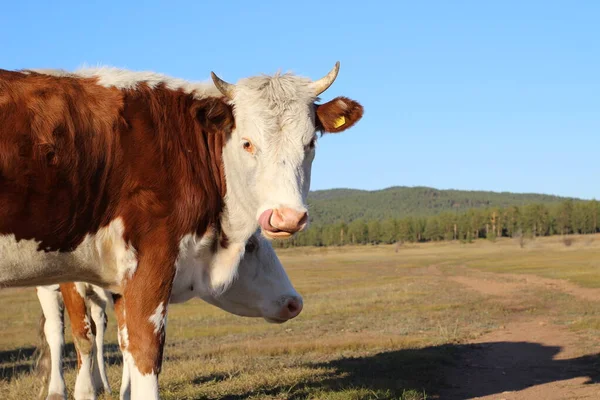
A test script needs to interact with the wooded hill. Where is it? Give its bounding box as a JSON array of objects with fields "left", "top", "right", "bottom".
[
  {"left": 272, "top": 187, "right": 596, "bottom": 248},
  {"left": 306, "top": 186, "right": 578, "bottom": 225}
]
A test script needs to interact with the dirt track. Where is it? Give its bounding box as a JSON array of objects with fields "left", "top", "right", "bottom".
[{"left": 441, "top": 267, "right": 600, "bottom": 400}]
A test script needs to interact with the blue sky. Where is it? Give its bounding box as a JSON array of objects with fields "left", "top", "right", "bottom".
[{"left": 2, "top": 1, "right": 598, "bottom": 199}]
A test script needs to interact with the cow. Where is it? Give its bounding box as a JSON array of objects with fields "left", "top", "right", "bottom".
[
  {"left": 35, "top": 232, "right": 300, "bottom": 400},
  {"left": 0, "top": 64, "right": 363, "bottom": 398}
]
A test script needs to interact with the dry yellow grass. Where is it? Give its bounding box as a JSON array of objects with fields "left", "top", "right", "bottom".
[{"left": 2, "top": 234, "right": 600, "bottom": 399}]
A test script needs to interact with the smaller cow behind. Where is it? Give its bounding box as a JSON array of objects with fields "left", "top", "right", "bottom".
[{"left": 35, "top": 232, "right": 301, "bottom": 400}]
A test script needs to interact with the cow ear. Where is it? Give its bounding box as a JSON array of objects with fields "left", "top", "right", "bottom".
[
  {"left": 315, "top": 96, "right": 363, "bottom": 134},
  {"left": 194, "top": 98, "right": 235, "bottom": 135}
]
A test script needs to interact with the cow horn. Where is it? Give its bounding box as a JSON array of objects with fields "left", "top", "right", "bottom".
[
  {"left": 211, "top": 72, "right": 235, "bottom": 99},
  {"left": 311, "top": 61, "right": 340, "bottom": 96}
]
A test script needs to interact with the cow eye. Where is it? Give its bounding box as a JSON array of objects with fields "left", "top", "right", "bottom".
[
  {"left": 306, "top": 137, "right": 317, "bottom": 150},
  {"left": 242, "top": 138, "right": 255, "bottom": 154}
]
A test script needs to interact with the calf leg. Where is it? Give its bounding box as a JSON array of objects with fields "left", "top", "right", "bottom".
[
  {"left": 60, "top": 283, "right": 96, "bottom": 400},
  {"left": 36, "top": 285, "right": 66, "bottom": 400},
  {"left": 86, "top": 285, "right": 112, "bottom": 394}
]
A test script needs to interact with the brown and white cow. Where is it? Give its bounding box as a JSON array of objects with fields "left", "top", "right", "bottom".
[
  {"left": 36, "top": 232, "right": 300, "bottom": 400},
  {"left": 0, "top": 64, "right": 362, "bottom": 398}
]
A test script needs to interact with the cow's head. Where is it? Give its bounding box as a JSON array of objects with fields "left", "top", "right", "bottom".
[
  {"left": 210, "top": 62, "right": 363, "bottom": 241},
  {"left": 181, "top": 233, "right": 303, "bottom": 323}
]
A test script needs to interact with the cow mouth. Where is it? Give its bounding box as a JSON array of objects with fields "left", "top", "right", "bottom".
[{"left": 258, "top": 210, "right": 294, "bottom": 239}]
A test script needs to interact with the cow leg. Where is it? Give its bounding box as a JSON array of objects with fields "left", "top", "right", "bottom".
[
  {"left": 60, "top": 283, "right": 96, "bottom": 400},
  {"left": 120, "top": 238, "right": 176, "bottom": 400},
  {"left": 36, "top": 285, "right": 67, "bottom": 400},
  {"left": 113, "top": 294, "right": 131, "bottom": 400},
  {"left": 87, "top": 285, "right": 112, "bottom": 395}
]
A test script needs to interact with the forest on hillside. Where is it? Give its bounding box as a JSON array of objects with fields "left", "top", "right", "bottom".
[
  {"left": 306, "top": 186, "right": 577, "bottom": 225},
  {"left": 274, "top": 199, "right": 599, "bottom": 248}
]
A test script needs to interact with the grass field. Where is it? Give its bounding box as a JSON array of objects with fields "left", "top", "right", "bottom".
[{"left": 2, "top": 234, "right": 600, "bottom": 399}]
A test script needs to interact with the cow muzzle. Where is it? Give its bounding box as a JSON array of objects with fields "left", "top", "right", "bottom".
[
  {"left": 258, "top": 208, "right": 308, "bottom": 239},
  {"left": 264, "top": 296, "right": 304, "bottom": 324}
]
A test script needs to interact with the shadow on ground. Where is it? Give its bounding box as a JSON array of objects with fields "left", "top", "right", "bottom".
[
  {"left": 3, "top": 341, "right": 600, "bottom": 399},
  {"left": 214, "top": 342, "right": 600, "bottom": 400},
  {"left": 0, "top": 343, "right": 123, "bottom": 382}
]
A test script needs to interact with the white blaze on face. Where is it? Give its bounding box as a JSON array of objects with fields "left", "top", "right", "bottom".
[{"left": 219, "top": 74, "right": 319, "bottom": 243}]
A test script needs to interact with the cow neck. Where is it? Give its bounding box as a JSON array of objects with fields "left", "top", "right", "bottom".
[{"left": 116, "top": 83, "right": 228, "bottom": 247}]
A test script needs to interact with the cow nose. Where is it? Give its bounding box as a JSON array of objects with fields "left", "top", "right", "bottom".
[
  {"left": 271, "top": 208, "right": 308, "bottom": 233},
  {"left": 279, "top": 296, "right": 303, "bottom": 320}
]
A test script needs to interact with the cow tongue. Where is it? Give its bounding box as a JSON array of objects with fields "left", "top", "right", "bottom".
[{"left": 258, "top": 209, "right": 279, "bottom": 232}]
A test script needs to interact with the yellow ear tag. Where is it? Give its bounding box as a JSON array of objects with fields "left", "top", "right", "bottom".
[{"left": 333, "top": 115, "right": 346, "bottom": 128}]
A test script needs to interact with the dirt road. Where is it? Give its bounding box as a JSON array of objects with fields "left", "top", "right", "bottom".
[{"left": 441, "top": 267, "right": 600, "bottom": 400}]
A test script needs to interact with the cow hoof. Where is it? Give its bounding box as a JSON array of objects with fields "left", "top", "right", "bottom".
[
  {"left": 74, "top": 391, "right": 97, "bottom": 400},
  {"left": 46, "top": 393, "right": 67, "bottom": 400}
]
